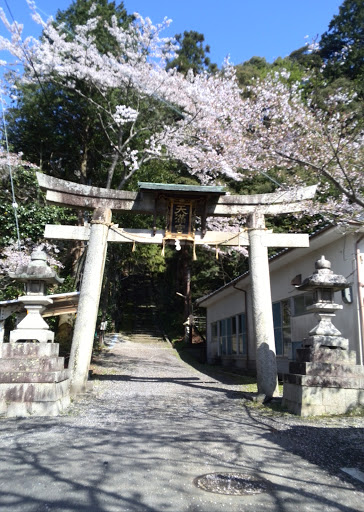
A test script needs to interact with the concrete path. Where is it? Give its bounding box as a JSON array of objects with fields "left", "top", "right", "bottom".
[{"left": 0, "top": 338, "right": 363, "bottom": 512}]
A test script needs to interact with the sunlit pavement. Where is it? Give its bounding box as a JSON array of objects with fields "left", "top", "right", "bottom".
[{"left": 0, "top": 338, "right": 363, "bottom": 512}]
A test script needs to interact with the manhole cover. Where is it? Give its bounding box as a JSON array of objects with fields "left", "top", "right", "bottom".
[{"left": 193, "top": 472, "right": 268, "bottom": 495}]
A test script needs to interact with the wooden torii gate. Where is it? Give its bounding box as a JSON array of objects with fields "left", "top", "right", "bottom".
[{"left": 37, "top": 173, "right": 317, "bottom": 399}]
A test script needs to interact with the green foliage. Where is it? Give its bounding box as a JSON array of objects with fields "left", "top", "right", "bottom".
[
  {"left": 320, "top": 0, "right": 364, "bottom": 89},
  {"left": 166, "top": 30, "right": 218, "bottom": 75},
  {"left": 6, "top": 80, "right": 110, "bottom": 185},
  {"left": 0, "top": 278, "right": 23, "bottom": 301},
  {"left": 0, "top": 166, "right": 76, "bottom": 249},
  {"left": 54, "top": 0, "right": 133, "bottom": 53},
  {"left": 235, "top": 56, "right": 270, "bottom": 87},
  {"left": 235, "top": 54, "right": 313, "bottom": 89},
  {"left": 6, "top": 1, "right": 136, "bottom": 189}
]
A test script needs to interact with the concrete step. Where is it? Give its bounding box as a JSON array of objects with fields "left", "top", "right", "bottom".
[
  {"left": 0, "top": 369, "right": 70, "bottom": 384},
  {"left": 295, "top": 347, "right": 356, "bottom": 364},
  {"left": 0, "top": 357, "right": 65, "bottom": 372},
  {"left": 0, "top": 379, "right": 70, "bottom": 402},
  {"left": 289, "top": 362, "right": 364, "bottom": 376},
  {"left": 284, "top": 373, "right": 364, "bottom": 389},
  {"left": 0, "top": 395, "right": 71, "bottom": 417},
  {"left": 125, "top": 333, "right": 166, "bottom": 344},
  {"left": 131, "top": 329, "right": 163, "bottom": 335},
  {"left": 0, "top": 343, "right": 59, "bottom": 358}
]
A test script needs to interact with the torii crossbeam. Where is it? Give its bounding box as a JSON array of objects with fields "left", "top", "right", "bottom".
[{"left": 37, "top": 172, "right": 317, "bottom": 399}]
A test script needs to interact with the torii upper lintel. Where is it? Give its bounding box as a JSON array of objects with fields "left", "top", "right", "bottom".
[{"left": 36, "top": 172, "right": 317, "bottom": 217}]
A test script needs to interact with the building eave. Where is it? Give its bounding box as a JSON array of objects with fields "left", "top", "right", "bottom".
[{"left": 196, "top": 223, "right": 362, "bottom": 308}]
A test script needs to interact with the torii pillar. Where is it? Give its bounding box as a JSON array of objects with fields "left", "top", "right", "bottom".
[
  {"left": 248, "top": 211, "right": 278, "bottom": 399},
  {"left": 68, "top": 207, "right": 111, "bottom": 395}
]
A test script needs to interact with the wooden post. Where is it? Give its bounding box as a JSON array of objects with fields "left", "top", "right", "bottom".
[
  {"left": 69, "top": 207, "right": 112, "bottom": 395},
  {"left": 248, "top": 211, "right": 279, "bottom": 400}
]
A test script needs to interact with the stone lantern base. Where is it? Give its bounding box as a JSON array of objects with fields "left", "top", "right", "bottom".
[
  {"left": 9, "top": 295, "right": 55, "bottom": 344},
  {"left": 0, "top": 343, "right": 70, "bottom": 417},
  {"left": 282, "top": 346, "right": 364, "bottom": 416}
]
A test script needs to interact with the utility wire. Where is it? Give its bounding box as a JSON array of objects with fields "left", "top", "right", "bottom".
[
  {"left": 3, "top": 0, "right": 48, "bottom": 99},
  {"left": 1, "top": 91, "right": 21, "bottom": 250}
]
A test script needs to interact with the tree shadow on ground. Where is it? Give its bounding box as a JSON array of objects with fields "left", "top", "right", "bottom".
[
  {"left": 242, "top": 403, "right": 364, "bottom": 490},
  {"left": 175, "top": 345, "right": 257, "bottom": 387},
  {"left": 91, "top": 373, "right": 245, "bottom": 400},
  {"left": 0, "top": 401, "right": 363, "bottom": 512}
]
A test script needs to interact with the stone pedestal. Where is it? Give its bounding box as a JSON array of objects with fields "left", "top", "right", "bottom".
[
  {"left": 0, "top": 343, "right": 70, "bottom": 417},
  {"left": 283, "top": 347, "right": 364, "bottom": 416}
]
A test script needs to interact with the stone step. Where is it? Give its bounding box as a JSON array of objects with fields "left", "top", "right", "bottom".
[
  {"left": 289, "top": 362, "right": 364, "bottom": 376},
  {"left": 0, "top": 343, "right": 59, "bottom": 358},
  {"left": 282, "top": 383, "right": 364, "bottom": 417},
  {"left": 0, "top": 369, "right": 70, "bottom": 384},
  {"left": 284, "top": 373, "right": 363, "bottom": 389},
  {"left": 0, "top": 379, "right": 70, "bottom": 402},
  {"left": 127, "top": 338, "right": 165, "bottom": 344},
  {"left": 0, "top": 395, "right": 71, "bottom": 417},
  {"left": 133, "top": 316, "right": 157, "bottom": 324},
  {"left": 125, "top": 333, "right": 166, "bottom": 344},
  {"left": 126, "top": 331, "right": 164, "bottom": 339},
  {"left": 133, "top": 321, "right": 157, "bottom": 327},
  {"left": 0, "top": 357, "right": 65, "bottom": 372},
  {"left": 295, "top": 347, "right": 355, "bottom": 364},
  {"left": 130, "top": 329, "right": 162, "bottom": 336}
]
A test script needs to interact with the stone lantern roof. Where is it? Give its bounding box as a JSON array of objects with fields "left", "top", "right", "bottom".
[
  {"left": 297, "top": 255, "right": 348, "bottom": 292},
  {"left": 9, "top": 248, "right": 63, "bottom": 287}
]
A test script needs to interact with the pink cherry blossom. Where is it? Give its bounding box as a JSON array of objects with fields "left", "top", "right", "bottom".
[{"left": 0, "top": 4, "right": 362, "bottom": 225}]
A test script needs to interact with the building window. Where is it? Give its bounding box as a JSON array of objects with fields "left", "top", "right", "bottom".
[
  {"left": 219, "top": 318, "right": 227, "bottom": 355},
  {"left": 273, "top": 299, "right": 292, "bottom": 356},
  {"left": 216, "top": 314, "right": 246, "bottom": 357},
  {"left": 238, "top": 313, "right": 247, "bottom": 355},
  {"left": 231, "top": 316, "right": 237, "bottom": 354},
  {"left": 212, "top": 322, "right": 218, "bottom": 347},
  {"left": 226, "top": 317, "right": 233, "bottom": 354},
  {"left": 293, "top": 292, "right": 314, "bottom": 316}
]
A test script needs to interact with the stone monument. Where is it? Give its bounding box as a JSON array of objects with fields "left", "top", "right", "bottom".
[
  {"left": 0, "top": 249, "right": 71, "bottom": 417},
  {"left": 282, "top": 255, "right": 364, "bottom": 416}
]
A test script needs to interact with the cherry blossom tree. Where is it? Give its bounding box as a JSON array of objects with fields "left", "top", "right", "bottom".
[
  {"left": 0, "top": 239, "right": 63, "bottom": 274},
  {"left": 0, "top": 2, "right": 362, "bottom": 223},
  {"left": 243, "top": 73, "right": 363, "bottom": 222}
]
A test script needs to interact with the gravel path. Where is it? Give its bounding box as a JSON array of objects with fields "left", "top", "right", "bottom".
[{"left": 0, "top": 338, "right": 363, "bottom": 512}]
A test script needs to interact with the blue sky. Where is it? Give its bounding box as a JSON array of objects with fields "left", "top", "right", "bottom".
[{"left": 1, "top": 0, "right": 343, "bottom": 66}]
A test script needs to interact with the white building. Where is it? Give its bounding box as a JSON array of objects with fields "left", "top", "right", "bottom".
[{"left": 196, "top": 225, "right": 364, "bottom": 375}]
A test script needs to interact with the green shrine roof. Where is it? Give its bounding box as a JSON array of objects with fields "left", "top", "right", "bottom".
[{"left": 138, "top": 182, "right": 226, "bottom": 195}]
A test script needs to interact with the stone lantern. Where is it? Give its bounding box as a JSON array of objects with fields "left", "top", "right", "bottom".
[
  {"left": 282, "top": 255, "right": 364, "bottom": 416},
  {"left": 8, "top": 248, "right": 63, "bottom": 343},
  {"left": 297, "top": 255, "right": 348, "bottom": 349}
]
